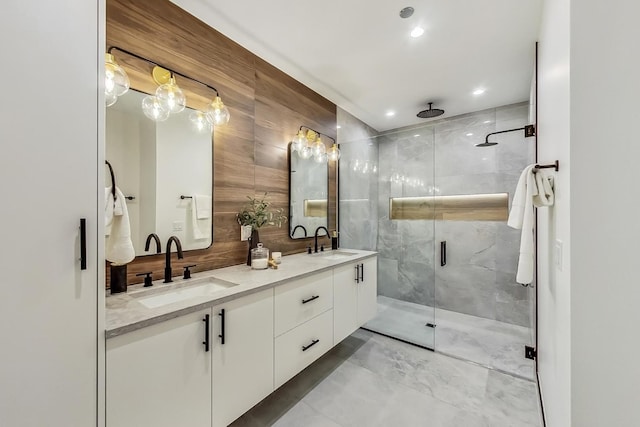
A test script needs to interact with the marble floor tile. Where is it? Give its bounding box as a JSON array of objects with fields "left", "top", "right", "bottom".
[
  {"left": 232, "top": 329, "right": 542, "bottom": 427},
  {"left": 365, "top": 296, "right": 535, "bottom": 379}
]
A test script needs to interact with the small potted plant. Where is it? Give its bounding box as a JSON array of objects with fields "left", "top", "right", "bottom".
[{"left": 237, "top": 193, "right": 287, "bottom": 265}]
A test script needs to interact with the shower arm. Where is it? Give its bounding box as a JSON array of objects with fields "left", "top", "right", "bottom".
[{"left": 483, "top": 124, "right": 536, "bottom": 144}]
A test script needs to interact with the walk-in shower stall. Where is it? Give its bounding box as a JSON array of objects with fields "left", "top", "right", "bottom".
[{"left": 339, "top": 103, "right": 536, "bottom": 379}]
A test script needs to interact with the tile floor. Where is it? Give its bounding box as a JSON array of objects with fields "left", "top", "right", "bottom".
[
  {"left": 231, "top": 329, "right": 542, "bottom": 427},
  {"left": 364, "top": 296, "right": 535, "bottom": 379}
]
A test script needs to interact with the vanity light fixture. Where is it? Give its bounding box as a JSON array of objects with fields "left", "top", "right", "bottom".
[
  {"left": 104, "top": 53, "right": 130, "bottom": 107},
  {"left": 105, "top": 46, "right": 230, "bottom": 127},
  {"left": 289, "top": 126, "right": 339, "bottom": 163}
]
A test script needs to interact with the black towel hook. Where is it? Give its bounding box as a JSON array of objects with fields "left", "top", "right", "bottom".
[{"left": 105, "top": 160, "right": 116, "bottom": 201}]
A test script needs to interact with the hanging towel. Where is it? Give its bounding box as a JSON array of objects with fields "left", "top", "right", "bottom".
[
  {"left": 190, "top": 195, "right": 211, "bottom": 240},
  {"left": 508, "top": 164, "right": 555, "bottom": 284},
  {"left": 106, "top": 187, "right": 135, "bottom": 265},
  {"left": 104, "top": 186, "right": 124, "bottom": 237},
  {"left": 193, "top": 194, "right": 211, "bottom": 219}
]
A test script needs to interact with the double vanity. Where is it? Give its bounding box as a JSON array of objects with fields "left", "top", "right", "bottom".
[{"left": 106, "top": 249, "right": 377, "bottom": 427}]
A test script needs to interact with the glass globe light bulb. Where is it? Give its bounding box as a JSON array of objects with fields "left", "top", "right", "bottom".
[
  {"left": 312, "top": 140, "right": 326, "bottom": 157},
  {"left": 206, "top": 96, "right": 230, "bottom": 126},
  {"left": 142, "top": 96, "right": 170, "bottom": 122},
  {"left": 299, "top": 146, "right": 313, "bottom": 159},
  {"left": 155, "top": 75, "right": 186, "bottom": 114},
  {"left": 327, "top": 143, "right": 341, "bottom": 161},
  {"left": 189, "top": 110, "right": 212, "bottom": 133},
  {"left": 105, "top": 91, "right": 118, "bottom": 107},
  {"left": 291, "top": 130, "right": 307, "bottom": 152},
  {"left": 105, "top": 53, "right": 130, "bottom": 97},
  {"left": 314, "top": 152, "right": 328, "bottom": 163}
]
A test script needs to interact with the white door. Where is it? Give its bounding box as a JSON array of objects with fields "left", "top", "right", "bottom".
[
  {"left": 106, "top": 309, "right": 212, "bottom": 427},
  {"left": 333, "top": 262, "right": 359, "bottom": 344},
  {"left": 357, "top": 257, "right": 378, "bottom": 325},
  {"left": 0, "top": 1, "right": 101, "bottom": 426},
  {"left": 212, "top": 289, "right": 274, "bottom": 427}
]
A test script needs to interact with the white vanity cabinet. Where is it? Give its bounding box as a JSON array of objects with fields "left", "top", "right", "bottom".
[
  {"left": 333, "top": 256, "right": 378, "bottom": 344},
  {"left": 106, "top": 308, "right": 212, "bottom": 427},
  {"left": 212, "top": 289, "right": 274, "bottom": 427}
]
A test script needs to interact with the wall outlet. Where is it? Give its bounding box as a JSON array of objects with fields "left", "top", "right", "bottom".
[
  {"left": 240, "top": 225, "right": 252, "bottom": 241},
  {"left": 172, "top": 221, "right": 184, "bottom": 232},
  {"left": 555, "top": 239, "right": 563, "bottom": 271}
]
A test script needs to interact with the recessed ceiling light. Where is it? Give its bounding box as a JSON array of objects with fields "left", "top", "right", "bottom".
[
  {"left": 410, "top": 27, "right": 424, "bottom": 38},
  {"left": 473, "top": 88, "right": 486, "bottom": 95},
  {"left": 386, "top": 111, "right": 396, "bottom": 117},
  {"left": 466, "top": 133, "right": 473, "bottom": 136},
  {"left": 414, "top": 134, "right": 420, "bottom": 137},
  {"left": 483, "top": 120, "right": 491, "bottom": 124},
  {"left": 336, "top": 125, "right": 341, "bottom": 129}
]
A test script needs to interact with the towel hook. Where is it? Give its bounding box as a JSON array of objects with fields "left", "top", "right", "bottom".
[{"left": 105, "top": 160, "right": 116, "bottom": 200}]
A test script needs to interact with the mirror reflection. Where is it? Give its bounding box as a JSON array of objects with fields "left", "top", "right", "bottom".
[
  {"left": 106, "top": 89, "right": 213, "bottom": 256},
  {"left": 289, "top": 143, "right": 328, "bottom": 239}
]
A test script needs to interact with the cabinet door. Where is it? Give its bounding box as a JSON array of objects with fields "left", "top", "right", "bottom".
[
  {"left": 357, "top": 257, "right": 378, "bottom": 325},
  {"left": 212, "top": 289, "right": 274, "bottom": 427},
  {"left": 106, "top": 309, "right": 212, "bottom": 427},
  {"left": 0, "top": 1, "right": 100, "bottom": 425},
  {"left": 333, "top": 262, "right": 359, "bottom": 344}
]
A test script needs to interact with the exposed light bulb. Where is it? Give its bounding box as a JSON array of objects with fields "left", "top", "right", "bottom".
[
  {"left": 312, "top": 140, "right": 326, "bottom": 158},
  {"left": 104, "top": 53, "right": 129, "bottom": 106},
  {"left": 189, "top": 110, "right": 212, "bottom": 133},
  {"left": 156, "top": 75, "right": 186, "bottom": 113},
  {"left": 206, "top": 96, "right": 230, "bottom": 126},
  {"left": 314, "top": 153, "right": 328, "bottom": 163},
  {"left": 327, "top": 143, "right": 341, "bottom": 161},
  {"left": 299, "top": 146, "right": 313, "bottom": 159},
  {"left": 141, "top": 96, "right": 170, "bottom": 122},
  {"left": 291, "top": 130, "right": 308, "bottom": 152}
]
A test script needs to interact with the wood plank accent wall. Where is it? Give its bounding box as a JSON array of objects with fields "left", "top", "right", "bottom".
[{"left": 106, "top": 0, "right": 337, "bottom": 286}]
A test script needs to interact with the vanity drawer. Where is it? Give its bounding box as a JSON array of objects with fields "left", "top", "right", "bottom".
[
  {"left": 274, "top": 309, "right": 333, "bottom": 389},
  {"left": 274, "top": 270, "right": 333, "bottom": 336}
]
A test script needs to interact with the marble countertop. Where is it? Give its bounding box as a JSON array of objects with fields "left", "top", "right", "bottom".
[{"left": 105, "top": 249, "right": 377, "bottom": 339}]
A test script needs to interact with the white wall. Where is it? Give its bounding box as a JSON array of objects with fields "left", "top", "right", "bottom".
[
  {"left": 537, "top": 0, "right": 572, "bottom": 425},
  {"left": 538, "top": 0, "right": 640, "bottom": 425},
  {"left": 570, "top": 1, "right": 640, "bottom": 425}
]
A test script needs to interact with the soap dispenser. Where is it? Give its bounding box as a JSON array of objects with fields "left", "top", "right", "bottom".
[{"left": 331, "top": 230, "right": 339, "bottom": 250}]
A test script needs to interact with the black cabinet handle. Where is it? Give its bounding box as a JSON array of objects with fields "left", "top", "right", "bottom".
[
  {"left": 440, "top": 241, "right": 447, "bottom": 267},
  {"left": 79, "top": 218, "right": 87, "bottom": 270},
  {"left": 302, "top": 295, "right": 320, "bottom": 304},
  {"left": 360, "top": 263, "right": 364, "bottom": 282},
  {"left": 203, "top": 314, "right": 210, "bottom": 352},
  {"left": 302, "top": 339, "right": 320, "bottom": 352},
  {"left": 218, "top": 309, "right": 225, "bottom": 345},
  {"left": 355, "top": 265, "right": 360, "bottom": 283}
]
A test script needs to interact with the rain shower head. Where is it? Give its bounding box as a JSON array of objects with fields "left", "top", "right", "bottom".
[
  {"left": 475, "top": 141, "right": 498, "bottom": 147},
  {"left": 417, "top": 102, "right": 445, "bottom": 119}
]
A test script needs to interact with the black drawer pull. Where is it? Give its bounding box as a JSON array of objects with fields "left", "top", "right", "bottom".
[
  {"left": 302, "top": 295, "right": 320, "bottom": 304},
  {"left": 203, "top": 314, "right": 210, "bottom": 352},
  {"left": 302, "top": 339, "right": 320, "bottom": 352},
  {"left": 218, "top": 309, "right": 225, "bottom": 345},
  {"left": 359, "top": 263, "right": 364, "bottom": 282},
  {"left": 440, "top": 241, "right": 447, "bottom": 267},
  {"left": 355, "top": 265, "right": 360, "bottom": 283}
]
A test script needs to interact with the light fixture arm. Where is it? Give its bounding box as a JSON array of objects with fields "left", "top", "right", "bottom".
[
  {"left": 299, "top": 125, "right": 336, "bottom": 144},
  {"left": 483, "top": 124, "right": 536, "bottom": 144},
  {"left": 107, "top": 46, "right": 220, "bottom": 96}
]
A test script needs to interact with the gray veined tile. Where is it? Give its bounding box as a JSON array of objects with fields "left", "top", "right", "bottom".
[{"left": 272, "top": 401, "right": 342, "bottom": 427}]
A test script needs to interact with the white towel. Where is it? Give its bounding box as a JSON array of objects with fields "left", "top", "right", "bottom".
[
  {"left": 104, "top": 186, "right": 124, "bottom": 236},
  {"left": 193, "top": 194, "right": 211, "bottom": 219},
  {"left": 106, "top": 187, "right": 135, "bottom": 265},
  {"left": 190, "top": 196, "right": 211, "bottom": 240},
  {"left": 507, "top": 164, "right": 555, "bottom": 284}
]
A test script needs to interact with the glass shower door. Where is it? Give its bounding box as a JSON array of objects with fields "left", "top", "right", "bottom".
[{"left": 353, "top": 126, "right": 437, "bottom": 349}]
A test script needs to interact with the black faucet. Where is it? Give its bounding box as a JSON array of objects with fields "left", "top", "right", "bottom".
[
  {"left": 164, "top": 236, "right": 184, "bottom": 283},
  {"left": 314, "top": 226, "right": 330, "bottom": 253},
  {"left": 144, "top": 233, "right": 162, "bottom": 254},
  {"left": 291, "top": 224, "right": 308, "bottom": 238}
]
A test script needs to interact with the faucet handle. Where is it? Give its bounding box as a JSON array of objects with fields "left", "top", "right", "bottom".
[
  {"left": 320, "top": 244, "right": 325, "bottom": 252},
  {"left": 307, "top": 246, "right": 312, "bottom": 254},
  {"left": 183, "top": 265, "right": 197, "bottom": 279},
  {"left": 136, "top": 272, "right": 153, "bottom": 287}
]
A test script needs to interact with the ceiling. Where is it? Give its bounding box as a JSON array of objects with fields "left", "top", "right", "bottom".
[{"left": 171, "top": 0, "right": 542, "bottom": 132}]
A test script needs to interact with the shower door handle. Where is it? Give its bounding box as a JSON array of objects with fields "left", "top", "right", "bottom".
[{"left": 440, "top": 241, "right": 447, "bottom": 267}]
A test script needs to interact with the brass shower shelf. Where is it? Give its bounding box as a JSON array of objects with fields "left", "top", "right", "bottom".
[{"left": 390, "top": 193, "right": 509, "bottom": 221}]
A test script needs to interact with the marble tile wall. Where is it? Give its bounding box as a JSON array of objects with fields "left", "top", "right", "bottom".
[
  {"left": 376, "top": 103, "right": 535, "bottom": 327},
  {"left": 337, "top": 108, "right": 379, "bottom": 251}
]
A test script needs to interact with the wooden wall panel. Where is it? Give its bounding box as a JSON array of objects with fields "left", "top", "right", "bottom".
[{"left": 106, "top": 0, "right": 337, "bottom": 286}]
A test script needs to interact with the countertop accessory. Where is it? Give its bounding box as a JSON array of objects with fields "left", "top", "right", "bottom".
[
  {"left": 183, "top": 264, "right": 197, "bottom": 279},
  {"left": 331, "top": 230, "right": 338, "bottom": 250},
  {"left": 110, "top": 264, "right": 128, "bottom": 294},
  {"left": 136, "top": 272, "right": 153, "bottom": 287},
  {"left": 251, "top": 243, "right": 269, "bottom": 270},
  {"left": 271, "top": 252, "right": 282, "bottom": 264}
]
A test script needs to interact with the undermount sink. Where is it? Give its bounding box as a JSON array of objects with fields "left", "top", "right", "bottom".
[
  {"left": 317, "top": 250, "right": 358, "bottom": 261},
  {"left": 136, "top": 279, "right": 236, "bottom": 309}
]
